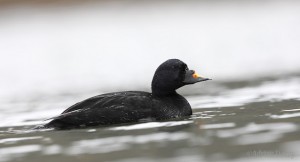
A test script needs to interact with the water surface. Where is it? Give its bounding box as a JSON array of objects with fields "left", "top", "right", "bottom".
[{"left": 1, "top": 75, "right": 299, "bottom": 162}]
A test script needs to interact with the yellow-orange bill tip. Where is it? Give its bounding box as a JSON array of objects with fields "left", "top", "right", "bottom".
[{"left": 192, "top": 72, "right": 201, "bottom": 79}]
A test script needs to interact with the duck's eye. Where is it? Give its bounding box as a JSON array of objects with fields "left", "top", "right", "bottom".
[{"left": 185, "top": 67, "right": 189, "bottom": 71}]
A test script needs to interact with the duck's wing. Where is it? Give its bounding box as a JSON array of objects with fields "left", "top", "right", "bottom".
[
  {"left": 45, "top": 91, "right": 153, "bottom": 129},
  {"left": 62, "top": 91, "right": 152, "bottom": 113},
  {"left": 61, "top": 92, "right": 117, "bottom": 114},
  {"left": 44, "top": 93, "right": 114, "bottom": 121},
  {"left": 45, "top": 108, "right": 90, "bottom": 121}
]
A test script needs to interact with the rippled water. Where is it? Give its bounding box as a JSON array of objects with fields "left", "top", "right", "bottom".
[{"left": 1, "top": 75, "right": 299, "bottom": 162}]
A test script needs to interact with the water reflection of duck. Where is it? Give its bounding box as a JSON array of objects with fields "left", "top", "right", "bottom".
[{"left": 43, "top": 59, "right": 211, "bottom": 129}]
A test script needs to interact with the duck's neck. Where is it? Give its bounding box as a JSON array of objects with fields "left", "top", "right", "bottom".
[
  {"left": 151, "top": 72, "right": 183, "bottom": 97},
  {"left": 151, "top": 87, "right": 178, "bottom": 97}
]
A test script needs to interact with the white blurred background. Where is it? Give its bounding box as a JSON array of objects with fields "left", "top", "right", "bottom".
[{"left": 0, "top": 0, "right": 300, "bottom": 100}]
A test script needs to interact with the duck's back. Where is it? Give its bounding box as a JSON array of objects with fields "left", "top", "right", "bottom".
[{"left": 45, "top": 91, "right": 153, "bottom": 129}]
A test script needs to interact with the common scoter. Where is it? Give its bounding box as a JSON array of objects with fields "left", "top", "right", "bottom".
[{"left": 43, "top": 59, "right": 211, "bottom": 129}]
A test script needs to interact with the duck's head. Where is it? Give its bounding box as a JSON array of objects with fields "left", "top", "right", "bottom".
[{"left": 151, "top": 59, "right": 211, "bottom": 96}]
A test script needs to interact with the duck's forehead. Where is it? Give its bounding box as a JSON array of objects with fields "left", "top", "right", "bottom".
[
  {"left": 173, "top": 61, "right": 187, "bottom": 68},
  {"left": 169, "top": 61, "right": 186, "bottom": 70}
]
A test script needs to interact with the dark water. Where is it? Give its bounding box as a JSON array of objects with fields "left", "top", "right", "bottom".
[{"left": 1, "top": 75, "right": 299, "bottom": 162}]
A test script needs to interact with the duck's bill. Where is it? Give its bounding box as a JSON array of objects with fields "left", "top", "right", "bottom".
[
  {"left": 183, "top": 70, "right": 211, "bottom": 84},
  {"left": 197, "top": 77, "right": 212, "bottom": 82}
]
